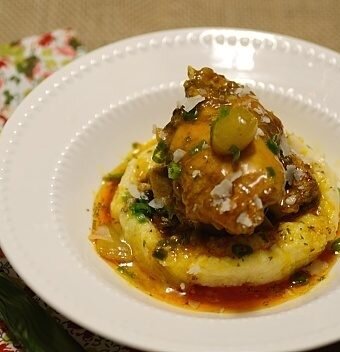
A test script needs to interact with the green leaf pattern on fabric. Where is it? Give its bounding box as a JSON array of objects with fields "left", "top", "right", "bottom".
[
  {"left": 0, "top": 29, "right": 85, "bottom": 132},
  {"left": 0, "top": 30, "right": 134, "bottom": 352}
]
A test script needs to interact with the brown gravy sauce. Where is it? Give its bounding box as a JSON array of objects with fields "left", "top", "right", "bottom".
[{"left": 91, "top": 181, "right": 338, "bottom": 313}]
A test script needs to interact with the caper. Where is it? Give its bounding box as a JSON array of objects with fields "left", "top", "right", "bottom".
[
  {"left": 211, "top": 106, "right": 258, "bottom": 156},
  {"left": 331, "top": 238, "right": 340, "bottom": 254},
  {"left": 290, "top": 271, "right": 310, "bottom": 286},
  {"left": 152, "top": 247, "right": 168, "bottom": 261}
]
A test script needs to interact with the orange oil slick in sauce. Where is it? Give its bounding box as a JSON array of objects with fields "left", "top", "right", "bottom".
[{"left": 90, "top": 180, "right": 338, "bottom": 313}]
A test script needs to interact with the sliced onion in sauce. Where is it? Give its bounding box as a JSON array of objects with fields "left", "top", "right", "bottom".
[
  {"left": 89, "top": 225, "right": 112, "bottom": 241},
  {"left": 91, "top": 223, "right": 133, "bottom": 263}
]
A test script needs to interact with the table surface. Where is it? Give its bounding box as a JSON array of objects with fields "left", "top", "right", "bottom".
[
  {"left": 0, "top": 1, "right": 340, "bottom": 351},
  {"left": 0, "top": 0, "right": 340, "bottom": 53}
]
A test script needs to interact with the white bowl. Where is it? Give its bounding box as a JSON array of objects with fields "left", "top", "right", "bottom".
[{"left": 1, "top": 28, "right": 340, "bottom": 352}]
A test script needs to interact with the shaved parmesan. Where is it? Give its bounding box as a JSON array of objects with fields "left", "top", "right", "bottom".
[
  {"left": 152, "top": 124, "right": 167, "bottom": 140},
  {"left": 285, "top": 165, "right": 296, "bottom": 185},
  {"left": 256, "top": 127, "right": 265, "bottom": 137},
  {"left": 236, "top": 212, "right": 253, "bottom": 227},
  {"left": 280, "top": 135, "right": 292, "bottom": 156},
  {"left": 230, "top": 170, "right": 243, "bottom": 182},
  {"left": 294, "top": 168, "right": 305, "bottom": 181},
  {"left": 285, "top": 195, "right": 297, "bottom": 205},
  {"left": 148, "top": 198, "right": 165, "bottom": 209},
  {"left": 254, "top": 196, "right": 263, "bottom": 209},
  {"left": 219, "top": 198, "right": 232, "bottom": 213},
  {"left": 178, "top": 95, "right": 205, "bottom": 112},
  {"left": 254, "top": 105, "right": 265, "bottom": 115},
  {"left": 286, "top": 165, "right": 305, "bottom": 185},
  {"left": 173, "top": 148, "right": 186, "bottom": 162},
  {"left": 234, "top": 85, "right": 252, "bottom": 97},
  {"left": 192, "top": 170, "right": 202, "bottom": 178},
  {"left": 127, "top": 184, "right": 142, "bottom": 198},
  {"left": 211, "top": 179, "right": 232, "bottom": 198}
]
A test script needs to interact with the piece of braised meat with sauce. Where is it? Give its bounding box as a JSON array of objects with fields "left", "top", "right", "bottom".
[{"left": 149, "top": 67, "right": 320, "bottom": 235}]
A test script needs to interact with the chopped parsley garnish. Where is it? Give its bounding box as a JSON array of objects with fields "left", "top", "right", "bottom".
[
  {"left": 266, "top": 136, "right": 280, "bottom": 155},
  {"left": 130, "top": 199, "right": 153, "bottom": 222},
  {"left": 152, "top": 140, "right": 168, "bottom": 163},
  {"left": 168, "top": 162, "right": 182, "bottom": 180},
  {"left": 183, "top": 106, "right": 198, "bottom": 121},
  {"left": 331, "top": 238, "right": 340, "bottom": 254},
  {"left": 152, "top": 247, "right": 168, "bottom": 260},
  {"left": 232, "top": 243, "right": 253, "bottom": 258},
  {"left": 266, "top": 166, "right": 276, "bottom": 177},
  {"left": 189, "top": 140, "right": 208, "bottom": 155},
  {"left": 229, "top": 145, "right": 241, "bottom": 163},
  {"left": 290, "top": 271, "right": 310, "bottom": 286}
]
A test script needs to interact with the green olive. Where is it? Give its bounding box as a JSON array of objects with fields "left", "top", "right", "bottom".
[{"left": 211, "top": 106, "right": 258, "bottom": 156}]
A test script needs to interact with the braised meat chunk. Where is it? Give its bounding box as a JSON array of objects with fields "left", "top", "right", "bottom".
[{"left": 149, "top": 67, "right": 320, "bottom": 235}]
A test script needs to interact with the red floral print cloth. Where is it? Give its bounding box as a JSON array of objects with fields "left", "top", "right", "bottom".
[{"left": 0, "top": 29, "right": 132, "bottom": 352}]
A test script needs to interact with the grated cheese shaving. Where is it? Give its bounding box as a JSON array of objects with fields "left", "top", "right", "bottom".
[
  {"left": 294, "top": 168, "right": 305, "bottom": 181},
  {"left": 254, "top": 196, "right": 263, "bottom": 209},
  {"left": 280, "top": 135, "right": 292, "bottom": 156},
  {"left": 261, "top": 116, "right": 271, "bottom": 123},
  {"left": 256, "top": 127, "right": 265, "bottom": 137},
  {"left": 285, "top": 165, "right": 296, "bottom": 185},
  {"left": 192, "top": 170, "right": 202, "bottom": 178},
  {"left": 286, "top": 165, "right": 305, "bottom": 185},
  {"left": 210, "top": 175, "right": 243, "bottom": 213},
  {"left": 152, "top": 124, "right": 167, "bottom": 140},
  {"left": 236, "top": 212, "right": 253, "bottom": 227},
  {"left": 173, "top": 148, "right": 186, "bottom": 162},
  {"left": 211, "top": 179, "right": 233, "bottom": 198},
  {"left": 234, "top": 85, "right": 252, "bottom": 97},
  {"left": 219, "top": 198, "right": 232, "bottom": 213},
  {"left": 127, "top": 184, "right": 142, "bottom": 198},
  {"left": 285, "top": 195, "right": 297, "bottom": 205},
  {"left": 148, "top": 198, "right": 165, "bottom": 209},
  {"left": 254, "top": 106, "right": 265, "bottom": 115},
  {"left": 230, "top": 170, "right": 243, "bottom": 182},
  {"left": 177, "top": 95, "right": 205, "bottom": 112}
]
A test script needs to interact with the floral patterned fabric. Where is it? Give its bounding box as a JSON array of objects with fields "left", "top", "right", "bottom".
[{"left": 0, "top": 29, "right": 133, "bottom": 352}]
